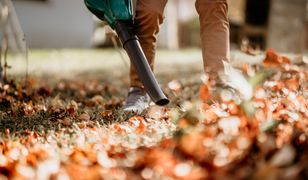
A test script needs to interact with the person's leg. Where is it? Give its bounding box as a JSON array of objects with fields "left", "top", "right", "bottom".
[
  {"left": 195, "top": 0, "right": 230, "bottom": 73},
  {"left": 130, "top": 0, "right": 167, "bottom": 88},
  {"left": 124, "top": 0, "right": 167, "bottom": 113}
]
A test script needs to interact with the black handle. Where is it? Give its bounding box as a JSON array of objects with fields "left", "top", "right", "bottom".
[{"left": 115, "top": 21, "right": 169, "bottom": 106}]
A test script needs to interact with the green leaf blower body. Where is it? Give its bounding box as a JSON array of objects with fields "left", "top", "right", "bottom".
[{"left": 84, "top": 0, "right": 169, "bottom": 106}]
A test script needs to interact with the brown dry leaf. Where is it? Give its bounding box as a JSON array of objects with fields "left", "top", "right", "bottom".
[
  {"left": 271, "top": 81, "right": 284, "bottom": 91},
  {"left": 159, "top": 139, "right": 176, "bottom": 149},
  {"left": 263, "top": 49, "right": 291, "bottom": 67},
  {"left": 285, "top": 77, "right": 299, "bottom": 91},
  {"left": 128, "top": 116, "right": 146, "bottom": 134},
  {"left": 78, "top": 113, "right": 91, "bottom": 122},
  {"left": 60, "top": 117, "right": 72, "bottom": 126},
  {"left": 70, "top": 149, "right": 92, "bottom": 166},
  {"left": 199, "top": 84, "right": 210, "bottom": 102},
  {"left": 177, "top": 118, "right": 190, "bottom": 129},
  {"left": 77, "top": 122, "right": 87, "bottom": 129},
  {"left": 26, "top": 153, "right": 38, "bottom": 167},
  {"left": 37, "top": 86, "right": 52, "bottom": 97},
  {"left": 26, "top": 148, "right": 50, "bottom": 168},
  {"left": 227, "top": 101, "right": 239, "bottom": 115},
  {"left": 66, "top": 163, "right": 102, "bottom": 180},
  {"left": 21, "top": 101, "right": 34, "bottom": 115},
  {"left": 112, "top": 123, "right": 127, "bottom": 135},
  {"left": 276, "top": 124, "right": 293, "bottom": 148},
  {"left": 101, "top": 110, "right": 112, "bottom": 117},
  {"left": 91, "top": 95, "right": 104, "bottom": 104},
  {"left": 146, "top": 149, "right": 177, "bottom": 177},
  {"left": 203, "top": 108, "right": 219, "bottom": 124},
  {"left": 67, "top": 100, "right": 78, "bottom": 117},
  {"left": 178, "top": 132, "right": 209, "bottom": 162}
]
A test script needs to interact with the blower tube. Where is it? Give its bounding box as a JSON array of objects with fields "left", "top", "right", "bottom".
[{"left": 114, "top": 21, "right": 169, "bottom": 106}]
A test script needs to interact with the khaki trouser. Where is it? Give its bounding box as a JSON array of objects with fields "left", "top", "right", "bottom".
[{"left": 131, "top": 0, "right": 230, "bottom": 88}]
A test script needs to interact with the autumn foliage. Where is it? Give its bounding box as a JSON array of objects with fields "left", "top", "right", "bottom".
[{"left": 0, "top": 50, "right": 307, "bottom": 179}]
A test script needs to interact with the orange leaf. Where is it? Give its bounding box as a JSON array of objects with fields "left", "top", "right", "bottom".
[
  {"left": 242, "top": 63, "right": 249, "bottom": 74},
  {"left": 227, "top": 101, "right": 239, "bottom": 115},
  {"left": 204, "top": 108, "right": 218, "bottom": 124},
  {"left": 178, "top": 132, "right": 209, "bottom": 162},
  {"left": 271, "top": 81, "right": 284, "bottom": 91},
  {"left": 178, "top": 118, "right": 189, "bottom": 129},
  {"left": 112, "top": 123, "right": 127, "bottom": 135},
  {"left": 147, "top": 149, "right": 177, "bottom": 177},
  {"left": 199, "top": 84, "right": 210, "bottom": 102},
  {"left": 26, "top": 153, "right": 38, "bottom": 167},
  {"left": 285, "top": 77, "right": 299, "bottom": 91},
  {"left": 101, "top": 110, "right": 112, "bottom": 117},
  {"left": 263, "top": 49, "right": 291, "bottom": 67},
  {"left": 129, "top": 116, "right": 146, "bottom": 134}
]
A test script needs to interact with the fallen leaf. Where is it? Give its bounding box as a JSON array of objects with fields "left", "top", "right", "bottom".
[
  {"left": 78, "top": 113, "right": 90, "bottom": 121},
  {"left": 263, "top": 49, "right": 291, "bottom": 67}
]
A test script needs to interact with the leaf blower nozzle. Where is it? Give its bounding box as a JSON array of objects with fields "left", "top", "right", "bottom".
[{"left": 115, "top": 21, "right": 169, "bottom": 106}]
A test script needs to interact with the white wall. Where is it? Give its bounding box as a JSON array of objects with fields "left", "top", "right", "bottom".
[
  {"left": 158, "top": 0, "right": 196, "bottom": 48},
  {"left": 13, "top": 0, "right": 94, "bottom": 48}
]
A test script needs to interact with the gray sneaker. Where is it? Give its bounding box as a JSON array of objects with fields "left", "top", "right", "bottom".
[{"left": 123, "top": 87, "right": 151, "bottom": 114}]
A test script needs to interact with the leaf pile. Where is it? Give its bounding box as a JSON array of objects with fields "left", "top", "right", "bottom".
[{"left": 0, "top": 50, "right": 308, "bottom": 180}]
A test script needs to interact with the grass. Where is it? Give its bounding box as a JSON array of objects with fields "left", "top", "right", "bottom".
[{"left": 1, "top": 48, "right": 204, "bottom": 137}]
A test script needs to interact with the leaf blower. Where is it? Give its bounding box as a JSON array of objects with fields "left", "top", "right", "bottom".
[{"left": 84, "top": 0, "right": 169, "bottom": 106}]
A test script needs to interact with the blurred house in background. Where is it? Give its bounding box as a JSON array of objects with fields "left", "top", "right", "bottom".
[
  {"left": 13, "top": 0, "right": 308, "bottom": 53},
  {"left": 14, "top": 0, "right": 94, "bottom": 48},
  {"left": 169, "top": 0, "right": 307, "bottom": 53}
]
